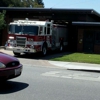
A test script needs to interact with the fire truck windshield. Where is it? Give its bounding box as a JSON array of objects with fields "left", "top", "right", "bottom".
[{"left": 9, "top": 25, "right": 39, "bottom": 35}]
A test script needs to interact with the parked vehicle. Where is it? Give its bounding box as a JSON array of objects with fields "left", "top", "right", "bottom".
[
  {"left": 5, "top": 19, "right": 68, "bottom": 56},
  {"left": 0, "top": 52, "right": 22, "bottom": 81}
]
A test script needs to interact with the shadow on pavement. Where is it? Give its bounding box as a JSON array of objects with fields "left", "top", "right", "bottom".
[
  {"left": 67, "top": 69, "right": 100, "bottom": 73},
  {"left": 14, "top": 51, "right": 72, "bottom": 60},
  {"left": 0, "top": 80, "right": 29, "bottom": 94}
]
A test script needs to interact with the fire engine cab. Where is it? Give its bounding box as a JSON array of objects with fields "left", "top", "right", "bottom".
[{"left": 5, "top": 19, "right": 68, "bottom": 56}]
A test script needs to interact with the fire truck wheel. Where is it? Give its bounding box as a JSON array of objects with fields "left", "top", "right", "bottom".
[
  {"left": 42, "top": 45, "right": 47, "bottom": 56},
  {"left": 13, "top": 52, "right": 20, "bottom": 56}
]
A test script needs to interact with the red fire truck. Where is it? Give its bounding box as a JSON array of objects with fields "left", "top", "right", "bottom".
[{"left": 5, "top": 19, "right": 68, "bottom": 56}]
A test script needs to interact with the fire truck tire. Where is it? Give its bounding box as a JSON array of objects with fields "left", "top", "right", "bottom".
[
  {"left": 42, "top": 44, "right": 47, "bottom": 56},
  {"left": 13, "top": 52, "right": 20, "bottom": 56}
]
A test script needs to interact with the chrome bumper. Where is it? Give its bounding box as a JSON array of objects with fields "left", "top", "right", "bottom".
[
  {"left": 6, "top": 47, "right": 36, "bottom": 53},
  {"left": 5, "top": 46, "right": 14, "bottom": 51}
]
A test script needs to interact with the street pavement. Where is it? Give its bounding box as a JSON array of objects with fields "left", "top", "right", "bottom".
[
  {"left": 0, "top": 48, "right": 100, "bottom": 71},
  {"left": 1, "top": 64, "right": 100, "bottom": 100},
  {"left": 1, "top": 47, "right": 100, "bottom": 100}
]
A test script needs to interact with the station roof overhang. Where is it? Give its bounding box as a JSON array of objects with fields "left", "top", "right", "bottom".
[
  {"left": 71, "top": 22, "right": 100, "bottom": 29},
  {"left": 72, "top": 21, "right": 100, "bottom": 26},
  {"left": 0, "top": 7, "right": 100, "bottom": 24}
]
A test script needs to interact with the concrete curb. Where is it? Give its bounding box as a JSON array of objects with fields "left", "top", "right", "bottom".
[
  {"left": 67, "top": 69, "right": 100, "bottom": 73},
  {"left": 48, "top": 61, "right": 100, "bottom": 72}
]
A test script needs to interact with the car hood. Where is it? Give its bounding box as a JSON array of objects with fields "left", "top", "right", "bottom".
[{"left": 0, "top": 52, "right": 18, "bottom": 64}]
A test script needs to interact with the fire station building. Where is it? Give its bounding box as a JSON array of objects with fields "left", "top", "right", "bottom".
[{"left": 0, "top": 7, "right": 100, "bottom": 53}]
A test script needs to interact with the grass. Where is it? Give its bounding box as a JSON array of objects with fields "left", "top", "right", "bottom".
[{"left": 51, "top": 53, "right": 100, "bottom": 64}]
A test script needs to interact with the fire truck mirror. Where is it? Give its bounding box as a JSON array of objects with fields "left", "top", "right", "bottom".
[
  {"left": 39, "top": 26, "right": 43, "bottom": 34},
  {"left": 39, "top": 31, "right": 42, "bottom": 34}
]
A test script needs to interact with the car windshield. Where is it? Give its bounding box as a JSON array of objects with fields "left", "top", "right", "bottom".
[{"left": 9, "top": 25, "right": 39, "bottom": 35}]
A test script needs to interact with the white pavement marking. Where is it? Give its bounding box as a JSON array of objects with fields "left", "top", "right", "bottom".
[
  {"left": 41, "top": 71, "right": 100, "bottom": 82},
  {"left": 42, "top": 71, "right": 61, "bottom": 77}
]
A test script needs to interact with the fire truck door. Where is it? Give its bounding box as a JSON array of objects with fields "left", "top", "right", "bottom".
[
  {"left": 51, "top": 28, "right": 56, "bottom": 49},
  {"left": 46, "top": 24, "right": 52, "bottom": 47},
  {"left": 47, "top": 24, "right": 51, "bottom": 35}
]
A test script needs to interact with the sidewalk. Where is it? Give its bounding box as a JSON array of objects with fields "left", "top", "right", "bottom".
[
  {"left": 0, "top": 48, "right": 100, "bottom": 72},
  {"left": 48, "top": 61, "right": 100, "bottom": 72}
]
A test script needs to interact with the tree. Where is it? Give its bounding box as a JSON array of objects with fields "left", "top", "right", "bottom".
[
  {"left": 34, "top": 0, "right": 44, "bottom": 8},
  {"left": 37, "top": 0, "right": 44, "bottom": 5},
  {"left": 0, "top": 0, "right": 21, "bottom": 7},
  {"left": 0, "top": 10, "right": 6, "bottom": 30},
  {"left": 0, "top": 0, "right": 44, "bottom": 8},
  {"left": 21, "top": 0, "right": 44, "bottom": 8}
]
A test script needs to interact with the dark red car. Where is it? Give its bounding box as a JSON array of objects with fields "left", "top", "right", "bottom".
[{"left": 0, "top": 52, "right": 22, "bottom": 81}]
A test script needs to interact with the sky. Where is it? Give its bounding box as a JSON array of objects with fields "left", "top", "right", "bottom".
[{"left": 43, "top": 0, "right": 100, "bottom": 13}]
